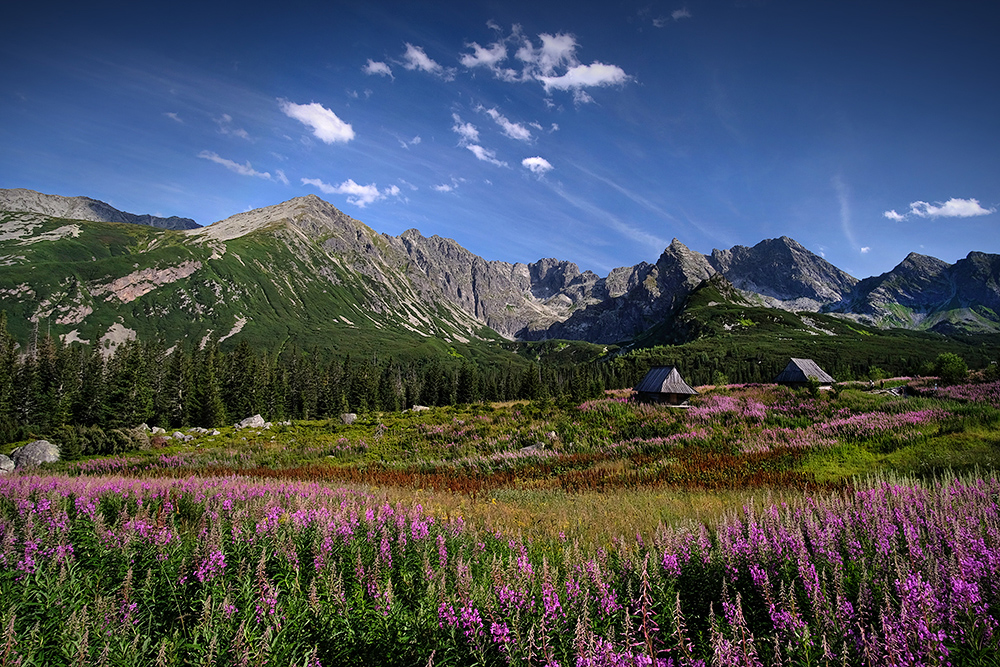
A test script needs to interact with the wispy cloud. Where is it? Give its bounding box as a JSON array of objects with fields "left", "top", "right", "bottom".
[
  {"left": 278, "top": 99, "right": 355, "bottom": 144},
  {"left": 861, "top": 246, "right": 871, "bottom": 254},
  {"left": 479, "top": 106, "right": 532, "bottom": 141},
  {"left": 460, "top": 41, "right": 507, "bottom": 69},
  {"left": 522, "top": 156, "right": 553, "bottom": 175},
  {"left": 164, "top": 112, "right": 183, "bottom": 123},
  {"left": 301, "top": 177, "right": 400, "bottom": 207},
  {"left": 466, "top": 144, "right": 507, "bottom": 167},
  {"left": 832, "top": 175, "right": 860, "bottom": 252},
  {"left": 401, "top": 43, "right": 455, "bottom": 80},
  {"left": 398, "top": 135, "right": 422, "bottom": 149},
  {"left": 275, "top": 169, "right": 289, "bottom": 185},
  {"left": 884, "top": 197, "right": 996, "bottom": 220},
  {"left": 451, "top": 114, "right": 480, "bottom": 143},
  {"left": 363, "top": 59, "right": 393, "bottom": 78},
  {"left": 433, "top": 177, "right": 464, "bottom": 193},
  {"left": 215, "top": 113, "right": 250, "bottom": 140},
  {"left": 653, "top": 7, "right": 692, "bottom": 27},
  {"left": 198, "top": 151, "right": 273, "bottom": 180}
]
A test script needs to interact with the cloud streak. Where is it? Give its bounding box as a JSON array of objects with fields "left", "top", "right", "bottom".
[
  {"left": 402, "top": 43, "right": 455, "bottom": 80},
  {"left": 479, "top": 106, "right": 532, "bottom": 141},
  {"left": 466, "top": 144, "right": 507, "bottom": 167},
  {"left": 198, "top": 151, "right": 273, "bottom": 180}
]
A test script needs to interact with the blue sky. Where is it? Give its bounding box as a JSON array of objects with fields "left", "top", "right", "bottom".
[{"left": 2, "top": 0, "right": 997, "bottom": 279}]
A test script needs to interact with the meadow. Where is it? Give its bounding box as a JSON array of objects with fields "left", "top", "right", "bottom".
[{"left": 3, "top": 379, "right": 1000, "bottom": 666}]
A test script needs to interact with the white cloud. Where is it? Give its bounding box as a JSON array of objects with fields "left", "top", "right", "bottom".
[
  {"left": 364, "top": 59, "right": 393, "bottom": 78},
  {"left": 861, "top": 247, "right": 871, "bottom": 254},
  {"left": 517, "top": 32, "right": 579, "bottom": 76},
  {"left": 278, "top": 99, "right": 355, "bottom": 144},
  {"left": 301, "top": 178, "right": 398, "bottom": 207},
  {"left": 164, "top": 112, "right": 182, "bottom": 123},
  {"left": 275, "top": 169, "right": 289, "bottom": 185},
  {"left": 909, "top": 198, "right": 995, "bottom": 218},
  {"left": 433, "top": 183, "right": 455, "bottom": 193},
  {"left": 451, "top": 114, "right": 480, "bottom": 143},
  {"left": 538, "top": 63, "right": 630, "bottom": 93},
  {"left": 460, "top": 41, "right": 507, "bottom": 69},
  {"left": 480, "top": 106, "right": 532, "bottom": 141},
  {"left": 402, "top": 43, "right": 454, "bottom": 80},
  {"left": 466, "top": 144, "right": 507, "bottom": 167},
  {"left": 883, "top": 197, "right": 996, "bottom": 221},
  {"left": 672, "top": 8, "right": 692, "bottom": 20},
  {"left": 198, "top": 151, "right": 272, "bottom": 180},
  {"left": 522, "top": 156, "right": 553, "bottom": 175}
]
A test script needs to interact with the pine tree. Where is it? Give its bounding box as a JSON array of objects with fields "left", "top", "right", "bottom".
[
  {"left": 456, "top": 361, "right": 481, "bottom": 405},
  {"left": 195, "top": 342, "right": 227, "bottom": 427},
  {"left": 0, "top": 312, "right": 19, "bottom": 438},
  {"left": 103, "top": 339, "right": 154, "bottom": 428},
  {"left": 223, "top": 340, "right": 262, "bottom": 421}
]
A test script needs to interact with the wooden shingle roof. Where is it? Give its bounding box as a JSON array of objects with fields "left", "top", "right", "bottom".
[
  {"left": 635, "top": 366, "right": 698, "bottom": 395},
  {"left": 774, "top": 358, "right": 834, "bottom": 384}
]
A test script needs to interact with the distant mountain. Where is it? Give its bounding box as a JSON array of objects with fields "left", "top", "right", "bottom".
[
  {"left": 0, "top": 189, "right": 200, "bottom": 230},
  {"left": 1, "top": 190, "right": 998, "bottom": 354},
  {"left": 830, "top": 251, "right": 1000, "bottom": 333}
]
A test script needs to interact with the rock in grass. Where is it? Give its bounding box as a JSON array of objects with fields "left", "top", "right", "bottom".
[
  {"left": 340, "top": 413, "right": 357, "bottom": 425},
  {"left": 0, "top": 454, "right": 13, "bottom": 474},
  {"left": 236, "top": 414, "right": 266, "bottom": 429},
  {"left": 11, "top": 440, "right": 60, "bottom": 469}
]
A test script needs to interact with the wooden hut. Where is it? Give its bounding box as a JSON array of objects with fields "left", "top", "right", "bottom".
[
  {"left": 773, "top": 358, "right": 834, "bottom": 387},
  {"left": 634, "top": 366, "right": 699, "bottom": 405}
]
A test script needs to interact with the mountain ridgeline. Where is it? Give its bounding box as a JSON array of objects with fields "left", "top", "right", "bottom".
[{"left": 1, "top": 188, "right": 999, "bottom": 358}]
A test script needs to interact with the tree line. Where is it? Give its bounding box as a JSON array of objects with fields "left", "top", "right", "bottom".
[{"left": 0, "top": 314, "right": 609, "bottom": 442}]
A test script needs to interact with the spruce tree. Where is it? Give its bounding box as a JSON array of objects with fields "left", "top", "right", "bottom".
[{"left": 196, "top": 342, "right": 227, "bottom": 427}]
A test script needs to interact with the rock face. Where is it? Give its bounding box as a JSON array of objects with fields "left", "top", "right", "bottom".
[
  {"left": 520, "top": 239, "right": 716, "bottom": 343},
  {"left": 10, "top": 440, "right": 60, "bottom": 469},
  {"left": 709, "top": 237, "right": 857, "bottom": 310},
  {"left": 0, "top": 188, "right": 200, "bottom": 230},
  {"left": 0, "top": 454, "right": 13, "bottom": 474}
]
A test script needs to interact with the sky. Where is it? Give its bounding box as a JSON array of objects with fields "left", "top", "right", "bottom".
[{"left": 1, "top": 0, "right": 998, "bottom": 280}]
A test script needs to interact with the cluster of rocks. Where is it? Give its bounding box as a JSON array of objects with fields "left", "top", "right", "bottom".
[
  {"left": 233, "top": 415, "right": 291, "bottom": 430},
  {"left": 0, "top": 440, "right": 60, "bottom": 474},
  {"left": 144, "top": 424, "right": 220, "bottom": 441}
]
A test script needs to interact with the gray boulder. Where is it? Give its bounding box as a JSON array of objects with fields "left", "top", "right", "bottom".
[
  {"left": 236, "top": 414, "right": 266, "bottom": 429},
  {"left": 11, "top": 440, "right": 60, "bottom": 469},
  {"left": 340, "top": 413, "right": 357, "bottom": 425},
  {"left": 0, "top": 454, "right": 13, "bottom": 474}
]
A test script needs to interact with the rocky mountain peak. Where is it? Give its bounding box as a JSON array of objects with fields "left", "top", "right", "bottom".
[
  {"left": 708, "top": 236, "right": 856, "bottom": 307},
  {"left": 192, "top": 195, "right": 367, "bottom": 244}
]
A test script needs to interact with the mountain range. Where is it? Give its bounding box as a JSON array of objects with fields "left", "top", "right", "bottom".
[{"left": 0, "top": 188, "right": 998, "bottom": 355}]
